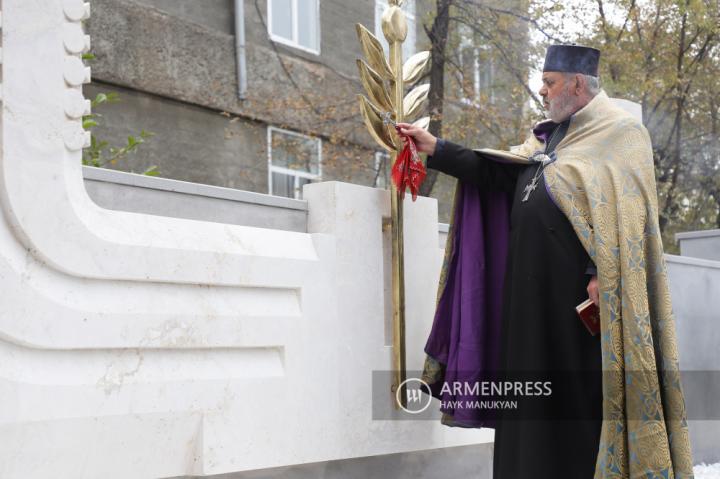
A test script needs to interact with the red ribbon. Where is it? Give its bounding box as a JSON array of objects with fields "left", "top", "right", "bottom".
[{"left": 391, "top": 127, "right": 427, "bottom": 201}]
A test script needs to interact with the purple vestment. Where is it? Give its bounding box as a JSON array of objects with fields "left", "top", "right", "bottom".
[{"left": 423, "top": 184, "right": 511, "bottom": 428}]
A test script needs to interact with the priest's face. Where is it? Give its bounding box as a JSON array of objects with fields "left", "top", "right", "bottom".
[{"left": 539, "top": 71, "right": 578, "bottom": 123}]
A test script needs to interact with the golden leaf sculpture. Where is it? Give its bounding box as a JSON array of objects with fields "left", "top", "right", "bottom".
[
  {"left": 355, "top": 24, "right": 394, "bottom": 80},
  {"left": 403, "top": 51, "right": 431, "bottom": 84},
  {"left": 355, "top": 3, "right": 431, "bottom": 410},
  {"left": 356, "top": 59, "right": 394, "bottom": 113},
  {"left": 357, "top": 94, "right": 396, "bottom": 152},
  {"left": 403, "top": 83, "right": 430, "bottom": 119},
  {"left": 412, "top": 116, "right": 430, "bottom": 130}
]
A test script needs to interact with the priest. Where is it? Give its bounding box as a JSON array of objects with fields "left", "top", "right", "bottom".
[{"left": 398, "top": 44, "right": 694, "bottom": 478}]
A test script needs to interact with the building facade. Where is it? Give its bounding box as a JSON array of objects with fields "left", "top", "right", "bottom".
[{"left": 86, "top": 0, "right": 525, "bottom": 222}]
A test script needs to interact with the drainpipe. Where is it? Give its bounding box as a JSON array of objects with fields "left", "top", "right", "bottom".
[{"left": 234, "top": 0, "right": 247, "bottom": 99}]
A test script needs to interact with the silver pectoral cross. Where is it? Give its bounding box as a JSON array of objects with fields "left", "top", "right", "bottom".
[{"left": 522, "top": 177, "right": 538, "bottom": 202}]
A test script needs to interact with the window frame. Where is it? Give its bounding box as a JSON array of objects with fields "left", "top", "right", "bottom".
[
  {"left": 267, "top": 126, "right": 323, "bottom": 200},
  {"left": 267, "top": 0, "right": 321, "bottom": 55},
  {"left": 458, "top": 26, "right": 495, "bottom": 106}
]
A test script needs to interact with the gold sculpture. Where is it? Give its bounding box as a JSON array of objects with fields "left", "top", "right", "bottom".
[{"left": 355, "top": 0, "right": 430, "bottom": 408}]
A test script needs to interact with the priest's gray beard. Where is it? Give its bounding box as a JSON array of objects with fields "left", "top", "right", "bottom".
[{"left": 547, "top": 85, "right": 577, "bottom": 123}]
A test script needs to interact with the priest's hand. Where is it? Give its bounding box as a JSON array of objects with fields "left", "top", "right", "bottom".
[
  {"left": 587, "top": 275, "right": 599, "bottom": 306},
  {"left": 396, "top": 122, "right": 437, "bottom": 155}
]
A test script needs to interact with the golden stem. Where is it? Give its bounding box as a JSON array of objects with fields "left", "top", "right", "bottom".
[{"left": 389, "top": 39, "right": 407, "bottom": 409}]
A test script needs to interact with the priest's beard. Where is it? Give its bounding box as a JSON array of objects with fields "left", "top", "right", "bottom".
[{"left": 546, "top": 85, "right": 577, "bottom": 123}]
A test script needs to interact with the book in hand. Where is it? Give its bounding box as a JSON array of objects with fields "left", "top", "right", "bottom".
[{"left": 576, "top": 298, "right": 600, "bottom": 336}]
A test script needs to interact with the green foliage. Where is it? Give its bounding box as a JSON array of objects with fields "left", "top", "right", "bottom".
[
  {"left": 82, "top": 91, "right": 157, "bottom": 173},
  {"left": 142, "top": 165, "right": 160, "bottom": 177},
  {"left": 81, "top": 88, "right": 158, "bottom": 175}
]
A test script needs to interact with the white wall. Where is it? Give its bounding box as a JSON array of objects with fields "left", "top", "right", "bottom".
[
  {"left": 666, "top": 254, "right": 720, "bottom": 464},
  {"left": 1, "top": 2, "right": 715, "bottom": 477},
  {"left": 0, "top": 2, "right": 488, "bottom": 477}
]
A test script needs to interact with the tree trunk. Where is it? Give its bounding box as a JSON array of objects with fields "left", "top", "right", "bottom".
[
  {"left": 659, "top": 2, "right": 688, "bottom": 233},
  {"left": 419, "top": 0, "right": 452, "bottom": 197}
]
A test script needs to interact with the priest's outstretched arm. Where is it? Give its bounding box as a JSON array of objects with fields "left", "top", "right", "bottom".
[
  {"left": 427, "top": 139, "right": 521, "bottom": 192},
  {"left": 397, "top": 122, "right": 521, "bottom": 193}
]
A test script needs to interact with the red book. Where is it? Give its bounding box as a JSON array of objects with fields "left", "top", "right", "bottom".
[{"left": 576, "top": 298, "right": 600, "bottom": 336}]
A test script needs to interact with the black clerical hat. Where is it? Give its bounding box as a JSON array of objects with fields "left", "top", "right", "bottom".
[{"left": 543, "top": 44, "right": 600, "bottom": 76}]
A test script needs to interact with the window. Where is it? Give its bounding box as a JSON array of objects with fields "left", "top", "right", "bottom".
[
  {"left": 373, "top": 151, "right": 391, "bottom": 189},
  {"left": 458, "top": 24, "right": 495, "bottom": 105},
  {"left": 268, "top": 0, "right": 320, "bottom": 54},
  {"left": 268, "top": 127, "right": 322, "bottom": 199},
  {"left": 375, "top": 0, "right": 416, "bottom": 60}
]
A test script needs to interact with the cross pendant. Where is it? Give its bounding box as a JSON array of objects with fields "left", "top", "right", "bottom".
[{"left": 522, "top": 179, "right": 538, "bottom": 202}]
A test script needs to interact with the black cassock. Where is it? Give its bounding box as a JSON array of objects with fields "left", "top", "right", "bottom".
[{"left": 427, "top": 121, "right": 603, "bottom": 478}]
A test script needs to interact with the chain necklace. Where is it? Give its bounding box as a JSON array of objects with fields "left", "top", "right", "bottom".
[{"left": 521, "top": 126, "right": 561, "bottom": 203}]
